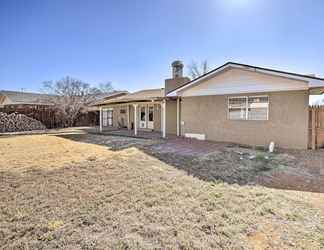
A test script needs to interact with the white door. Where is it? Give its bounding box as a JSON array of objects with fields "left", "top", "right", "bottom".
[
  {"left": 107, "top": 110, "right": 113, "bottom": 126},
  {"left": 148, "top": 105, "right": 154, "bottom": 129},
  {"left": 102, "top": 110, "right": 108, "bottom": 126},
  {"left": 139, "top": 106, "right": 147, "bottom": 128},
  {"left": 102, "top": 109, "right": 113, "bottom": 127}
]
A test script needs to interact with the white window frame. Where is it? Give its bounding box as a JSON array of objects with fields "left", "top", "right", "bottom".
[
  {"left": 140, "top": 106, "right": 146, "bottom": 122},
  {"left": 107, "top": 109, "right": 113, "bottom": 126},
  {"left": 103, "top": 108, "right": 114, "bottom": 127},
  {"left": 228, "top": 95, "right": 269, "bottom": 121}
]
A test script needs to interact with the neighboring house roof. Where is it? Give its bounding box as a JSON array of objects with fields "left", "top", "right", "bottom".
[
  {"left": 0, "top": 90, "right": 129, "bottom": 109},
  {"left": 89, "top": 91, "right": 129, "bottom": 106},
  {"left": 167, "top": 62, "right": 324, "bottom": 96},
  {"left": 0, "top": 90, "right": 55, "bottom": 105},
  {"left": 97, "top": 88, "right": 164, "bottom": 105}
]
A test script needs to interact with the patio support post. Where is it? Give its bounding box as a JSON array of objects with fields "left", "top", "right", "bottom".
[
  {"left": 127, "top": 105, "right": 130, "bottom": 130},
  {"left": 99, "top": 106, "right": 103, "bottom": 132},
  {"left": 133, "top": 104, "right": 138, "bottom": 136},
  {"left": 162, "top": 100, "right": 166, "bottom": 138},
  {"left": 176, "top": 98, "right": 180, "bottom": 136}
]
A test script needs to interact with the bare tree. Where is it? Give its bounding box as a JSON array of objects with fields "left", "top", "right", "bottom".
[
  {"left": 42, "top": 76, "right": 103, "bottom": 127},
  {"left": 98, "top": 81, "right": 114, "bottom": 93},
  {"left": 188, "top": 60, "right": 209, "bottom": 79}
]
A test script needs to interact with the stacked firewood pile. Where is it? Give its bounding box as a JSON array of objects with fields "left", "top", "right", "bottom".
[{"left": 0, "top": 112, "right": 46, "bottom": 133}]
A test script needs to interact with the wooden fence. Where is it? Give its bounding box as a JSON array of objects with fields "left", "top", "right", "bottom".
[
  {"left": 0, "top": 104, "right": 99, "bottom": 129},
  {"left": 309, "top": 106, "right": 324, "bottom": 149}
]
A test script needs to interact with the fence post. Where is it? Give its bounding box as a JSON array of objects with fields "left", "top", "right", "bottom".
[{"left": 311, "top": 107, "right": 316, "bottom": 150}]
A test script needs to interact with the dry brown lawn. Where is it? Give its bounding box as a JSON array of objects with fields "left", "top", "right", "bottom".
[{"left": 0, "top": 130, "right": 323, "bottom": 249}]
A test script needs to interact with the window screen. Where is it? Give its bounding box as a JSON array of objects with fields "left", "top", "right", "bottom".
[
  {"left": 248, "top": 96, "right": 269, "bottom": 120},
  {"left": 228, "top": 96, "right": 269, "bottom": 120},
  {"left": 228, "top": 97, "right": 247, "bottom": 120}
]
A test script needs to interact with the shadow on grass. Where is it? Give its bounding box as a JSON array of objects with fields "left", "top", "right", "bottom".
[{"left": 51, "top": 131, "right": 324, "bottom": 193}]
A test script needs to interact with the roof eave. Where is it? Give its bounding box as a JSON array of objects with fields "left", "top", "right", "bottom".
[
  {"left": 97, "top": 97, "right": 164, "bottom": 106},
  {"left": 166, "top": 62, "right": 324, "bottom": 97}
]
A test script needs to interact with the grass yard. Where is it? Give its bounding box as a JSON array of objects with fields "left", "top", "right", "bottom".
[{"left": 0, "top": 129, "right": 323, "bottom": 249}]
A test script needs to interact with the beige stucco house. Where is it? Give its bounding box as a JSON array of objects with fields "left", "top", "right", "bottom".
[{"left": 97, "top": 61, "right": 324, "bottom": 149}]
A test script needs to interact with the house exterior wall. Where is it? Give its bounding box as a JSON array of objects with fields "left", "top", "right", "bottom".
[
  {"left": 154, "top": 104, "right": 161, "bottom": 132},
  {"left": 166, "top": 100, "right": 177, "bottom": 134},
  {"left": 165, "top": 77, "right": 190, "bottom": 95},
  {"left": 102, "top": 105, "right": 128, "bottom": 130},
  {"left": 180, "top": 90, "right": 309, "bottom": 149},
  {"left": 112, "top": 106, "right": 128, "bottom": 128}
]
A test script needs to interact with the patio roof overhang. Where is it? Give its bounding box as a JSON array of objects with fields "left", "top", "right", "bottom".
[{"left": 97, "top": 96, "right": 177, "bottom": 106}]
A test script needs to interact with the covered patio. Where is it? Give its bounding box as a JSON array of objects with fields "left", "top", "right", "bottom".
[{"left": 96, "top": 88, "right": 181, "bottom": 139}]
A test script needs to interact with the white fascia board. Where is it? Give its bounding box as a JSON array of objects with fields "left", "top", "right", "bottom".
[
  {"left": 166, "top": 64, "right": 230, "bottom": 97},
  {"left": 180, "top": 86, "right": 308, "bottom": 97},
  {"left": 167, "top": 63, "right": 324, "bottom": 97},
  {"left": 308, "top": 79, "right": 324, "bottom": 88},
  {"left": 253, "top": 68, "right": 318, "bottom": 83}
]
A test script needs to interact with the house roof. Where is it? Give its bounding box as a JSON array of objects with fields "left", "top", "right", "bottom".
[
  {"left": 97, "top": 88, "right": 164, "bottom": 105},
  {"left": 167, "top": 62, "right": 324, "bottom": 96},
  {"left": 88, "top": 91, "right": 129, "bottom": 106},
  {"left": 0, "top": 90, "right": 129, "bottom": 108},
  {"left": 0, "top": 90, "right": 55, "bottom": 105}
]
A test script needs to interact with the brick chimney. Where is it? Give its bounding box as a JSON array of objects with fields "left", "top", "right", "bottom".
[{"left": 165, "top": 60, "right": 190, "bottom": 95}]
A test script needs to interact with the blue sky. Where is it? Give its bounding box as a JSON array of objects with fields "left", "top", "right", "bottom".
[{"left": 0, "top": 0, "right": 324, "bottom": 93}]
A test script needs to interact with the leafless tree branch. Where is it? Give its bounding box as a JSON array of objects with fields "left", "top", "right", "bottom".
[
  {"left": 188, "top": 60, "right": 209, "bottom": 79},
  {"left": 42, "top": 76, "right": 113, "bottom": 127}
]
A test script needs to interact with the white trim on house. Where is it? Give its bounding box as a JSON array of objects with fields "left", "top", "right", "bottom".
[
  {"left": 133, "top": 104, "right": 138, "bottom": 135},
  {"left": 99, "top": 107, "right": 103, "bottom": 132},
  {"left": 127, "top": 105, "right": 130, "bottom": 130},
  {"left": 161, "top": 100, "right": 166, "bottom": 138},
  {"left": 167, "top": 63, "right": 324, "bottom": 97},
  {"left": 185, "top": 133, "right": 206, "bottom": 140},
  {"left": 167, "top": 64, "right": 230, "bottom": 96},
  {"left": 227, "top": 95, "right": 269, "bottom": 121},
  {"left": 176, "top": 98, "right": 180, "bottom": 136}
]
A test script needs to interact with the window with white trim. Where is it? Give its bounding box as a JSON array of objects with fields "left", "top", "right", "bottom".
[
  {"left": 228, "top": 96, "right": 269, "bottom": 120},
  {"left": 140, "top": 106, "right": 146, "bottom": 121},
  {"left": 107, "top": 109, "right": 113, "bottom": 126},
  {"left": 102, "top": 108, "right": 113, "bottom": 126}
]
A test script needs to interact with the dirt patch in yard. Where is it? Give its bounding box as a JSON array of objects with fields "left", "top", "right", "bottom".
[
  {"left": 146, "top": 138, "right": 323, "bottom": 193},
  {"left": 0, "top": 131, "right": 323, "bottom": 249}
]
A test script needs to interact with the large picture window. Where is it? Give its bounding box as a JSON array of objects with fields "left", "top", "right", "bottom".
[{"left": 228, "top": 96, "right": 269, "bottom": 120}]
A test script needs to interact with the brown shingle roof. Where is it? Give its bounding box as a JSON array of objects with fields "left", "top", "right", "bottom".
[
  {"left": 88, "top": 91, "right": 129, "bottom": 106},
  {"left": 0, "top": 90, "right": 55, "bottom": 105},
  {"left": 98, "top": 88, "right": 164, "bottom": 105}
]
